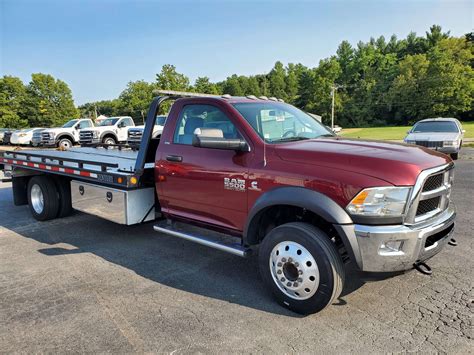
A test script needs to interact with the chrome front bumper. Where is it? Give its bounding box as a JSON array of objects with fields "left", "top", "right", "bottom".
[{"left": 342, "top": 203, "right": 455, "bottom": 272}]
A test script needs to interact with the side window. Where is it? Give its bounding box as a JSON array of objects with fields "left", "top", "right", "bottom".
[
  {"left": 123, "top": 118, "right": 133, "bottom": 127},
  {"left": 173, "top": 104, "right": 240, "bottom": 145},
  {"left": 78, "top": 120, "right": 91, "bottom": 129}
]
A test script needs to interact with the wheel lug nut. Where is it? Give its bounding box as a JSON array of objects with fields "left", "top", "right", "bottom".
[
  {"left": 286, "top": 282, "right": 292, "bottom": 287},
  {"left": 294, "top": 262, "right": 299, "bottom": 267},
  {"left": 277, "top": 270, "right": 282, "bottom": 274},
  {"left": 298, "top": 270, "right": 303, "bottom": 275},
  {"left": 281, "top": 258, "right": 286, "bottom": 262},
  {"left": 288, "top": 257, "right": 293, "bottom": 262},
  {"left": 293, "top": 282, "right": 298, "bottom": 287},
  {"left": 280, "top": 277, "right": 285, "bottom": 282},
  {"left": 277, "top": 262, "right": 282, "bottom": 267},
  {"left": 298, "top": 278, "right": 303, "bottom": 282}
]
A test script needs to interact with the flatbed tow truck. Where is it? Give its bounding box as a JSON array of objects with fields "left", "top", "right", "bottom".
[{"left": 0, "top": 90, "right": 457, "bottom": 314}]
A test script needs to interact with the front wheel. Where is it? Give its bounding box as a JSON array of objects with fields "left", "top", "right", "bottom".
[
  {"left": 450, "top": 152, "right": 459, "bottom": 160},
  {"left": 103, "top": 136, "right": 117, "bottom": 145},
  {"left": 259, "top": 222, "right": 345, "bottom": 314},
  {"left": 58, "top": 137, "right": 73, "bottom": 150}
]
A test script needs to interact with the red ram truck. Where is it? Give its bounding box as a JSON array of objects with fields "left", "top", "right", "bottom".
[{"left": 0, "top": 90, "right": 456, "bottom": 314}]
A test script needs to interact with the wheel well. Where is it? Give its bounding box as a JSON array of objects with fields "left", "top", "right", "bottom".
[
  {"left": 56, "top": 134, "right": 73, "bottom": 142},
  {"left": 102, "top": 133, "right": 117, "bottom": 141},
  {"left": 246, "top": 205, "right": 349, "bottom": 262}
]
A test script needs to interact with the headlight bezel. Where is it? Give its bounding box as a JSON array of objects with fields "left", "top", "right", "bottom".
[{"left": 346, "top": 186, "right": 412, "bottom": 225}]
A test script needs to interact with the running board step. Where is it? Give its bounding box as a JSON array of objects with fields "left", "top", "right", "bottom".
[{"left": 153, "top": 225, "right": 251, "bottom": 257}]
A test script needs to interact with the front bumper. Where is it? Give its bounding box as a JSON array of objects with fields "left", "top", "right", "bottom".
[
  {"left": 431, "top": 146, "right": 459, "bottom": 154},
  {"left": 339, "top": 203, "right": 456, "bottom": 272}
]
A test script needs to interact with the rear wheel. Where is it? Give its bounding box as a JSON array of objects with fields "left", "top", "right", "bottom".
[
  {"left": 58, "top": 137, "right": 73, "bottom": 150},
  {"left": 27, "top": 176, "right": 60, "bottom": 221},
  {"left": 259, "top": 222, "right": 345, "bottom": 314},
  {"left": 54, "top": 177, "right": 73, "bottom": 218},
  {"left": 103, "top": 136, "right": 117, "bottom": 145}
]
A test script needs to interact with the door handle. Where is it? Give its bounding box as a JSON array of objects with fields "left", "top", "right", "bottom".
[{"left": 166, "top": 155, "right": 183, "bottom": 162}]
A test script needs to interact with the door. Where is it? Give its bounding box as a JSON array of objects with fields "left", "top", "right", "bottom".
[
  {"left": 158, "top": 103, "right": 251, "bottom": 232},
  {"left": 117, "top": 118, "right": 134, "bottom": 141}
]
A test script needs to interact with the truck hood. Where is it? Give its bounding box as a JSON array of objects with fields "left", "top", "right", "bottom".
[
  {"left": 273, "top": 137, "right": 451, "bottom": 185},
  {"left": 405, "top": 132, "right": 461, "bottom": 141},
  {"left": 43, "top": 127, "right": 74, "bottom": 134}
]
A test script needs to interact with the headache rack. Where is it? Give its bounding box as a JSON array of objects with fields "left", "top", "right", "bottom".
[{"left": 0, "top": 149, "right": 142, "bottom": 189}]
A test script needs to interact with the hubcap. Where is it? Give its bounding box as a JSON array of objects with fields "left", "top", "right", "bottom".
[
  {"left": 60, "top": 140, "right": 71, "bottom": 149},
  {"left": 105, "top": 138, "right": 115, "bottom": 145},
  {"left": 269, "top": 241, "right": 320, "bottom": 300},
  {"left": 30, "top": 184, "right": 44, "bottom": 214}
]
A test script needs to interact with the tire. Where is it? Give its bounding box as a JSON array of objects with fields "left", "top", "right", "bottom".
[
  {"left": 103, "top": 136, "right": 117, "bottom": 145},
  {"left": 27, "top": 176, "right": 60, "bottom": 221},
  {"left": 258, "top": 222, "right": 345, "bottom": 315},
  {"left": 58, "top": 137, "right": 73, "bottom": 150},
  {"left": 53, "top": 177, "right": 73, "bottom": 218},
  {"left": 451, "top": 152, "right": 459, "bottom": 160}
]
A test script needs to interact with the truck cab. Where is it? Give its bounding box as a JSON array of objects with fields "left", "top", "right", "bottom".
[
  {"left": 41, "top": 118, "right": 94, "bottom": 149},
  {"left": 80, "top": 116, "right": 135, "bottom": 145}
]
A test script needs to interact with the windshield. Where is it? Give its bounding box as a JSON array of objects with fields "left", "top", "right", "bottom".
[
  {"left": 412, "top": 121, "right": 459, "bottom": 133},
  {"left": 62, "top": 119, "right": 79, "bottom": 128},
  {"left": 156, "top": 116, "right": 167, "bottom": 126},
  {"left": 99, "top": 118, "right": 119, "bottom": 126},
  {"left": 232, "top": 102, "right": 333, "bottom": 142}
]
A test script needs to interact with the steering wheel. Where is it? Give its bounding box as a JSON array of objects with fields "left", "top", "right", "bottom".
[{"left": 282, "top": 130, "right": 297, "bottom": 138}]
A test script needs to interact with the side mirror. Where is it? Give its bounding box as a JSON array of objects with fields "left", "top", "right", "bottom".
[
  {"left": 192, "top": 128, "right": 249, "bottom": 152},
  {"left": 74, "top": 125, "right": 79, "bottom": 130}
]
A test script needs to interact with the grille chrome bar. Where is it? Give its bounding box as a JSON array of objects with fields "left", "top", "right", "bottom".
[{"left": 404, "top": 163, "right": 453, "bottom": 225}]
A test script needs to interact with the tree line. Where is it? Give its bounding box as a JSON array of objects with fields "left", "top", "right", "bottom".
[{"left": 1, "top": 25, "right": 472, "bottom": 129}]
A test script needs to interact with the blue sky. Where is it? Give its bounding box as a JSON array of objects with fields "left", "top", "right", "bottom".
[{"left": 1, "top": 0, "right": 472, "bottom": 105}]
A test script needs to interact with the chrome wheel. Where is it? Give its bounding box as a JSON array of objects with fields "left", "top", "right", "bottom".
[
  {"left": 104, "top": 138, "right": 116, "bottom": 145},
  {"left": 30, "top": 184, "right": 44, "bottom": 214},
  {"left": 59, "top": 139, "right": 72, "bottom": 149},
  {"left": 269, "top": 241, "right": 320, "bottom": 300}
]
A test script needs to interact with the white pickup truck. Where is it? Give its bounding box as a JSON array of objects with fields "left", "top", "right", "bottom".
[
  {"left": 41, "top": 118, "right": 95, "bottom": 149},
  {"left": 79, "top": 116, "right": 135, "bottom": 145},
  {"left": 127, "top": 115, "right": 167, "bottom": 148}
]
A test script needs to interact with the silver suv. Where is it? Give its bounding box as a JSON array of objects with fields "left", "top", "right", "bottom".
[{"left": 404, "top": 118, "right": 465, "bottom": 160}]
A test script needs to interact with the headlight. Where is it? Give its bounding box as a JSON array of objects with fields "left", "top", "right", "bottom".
[
  {"left": 443, "top": 140, "right": 454, "bottom": 146},
  {"left": 19, "top": 133, "right": 27, "bottom": 137},
  {"left": 92, "top": 131, "right": 99, "bottom": 138},
  {"left": 346, "top": 187, "right": 411, "bottom": 217}
]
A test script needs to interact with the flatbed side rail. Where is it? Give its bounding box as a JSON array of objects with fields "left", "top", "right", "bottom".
[{"left": 0, "top": 150, "right": 138, "bottom": 189}]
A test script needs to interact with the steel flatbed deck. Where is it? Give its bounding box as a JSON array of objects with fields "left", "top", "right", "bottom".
[{"left": 0, "top": 147, "right": 152, "bottom": 188}]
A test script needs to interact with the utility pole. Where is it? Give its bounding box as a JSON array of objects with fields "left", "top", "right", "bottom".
[{"left": 331, "top": 86, "right": 336, "bottom": 130}]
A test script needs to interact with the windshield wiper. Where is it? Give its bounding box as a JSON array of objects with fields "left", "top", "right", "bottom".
[
  {"left": 271, "top": 136, "right": 310, "bottom": 143},
  {"left": 317, "top": 134, "right": 335, "bottom": 137}
]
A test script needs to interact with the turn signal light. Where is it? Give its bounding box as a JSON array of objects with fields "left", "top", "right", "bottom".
[{"left": 130, "top": 176, "right": 138, "bottom": 185}]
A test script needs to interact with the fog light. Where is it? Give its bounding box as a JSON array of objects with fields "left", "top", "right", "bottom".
[{"left": 379, "top": 240, "right": 404, "bottom": 255}]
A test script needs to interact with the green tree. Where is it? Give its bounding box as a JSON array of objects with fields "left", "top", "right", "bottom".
[
  {"left": 193, "top": 76, "right": 219, "bottom": 94},
  {"left": 268, "top": 61, "right": 287, "bottom": 100},
  {"left": 156, "top": 64, "right": 190, "bottom": 91},
  {"left": 118, "top": 80, "right": 156, "bottom": 124},
  {"left": 24, "top": 73, "right": 78, "bottom": 127},
  {"left": 0, "top": 76, "right": 28, "bottom": 128}
]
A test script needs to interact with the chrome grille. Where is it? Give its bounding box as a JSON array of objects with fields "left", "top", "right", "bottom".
[
  {"left": 406, "top": 164, "right": 453, "bottom": 224},
  {"left": 41, "top": 132, "right": 52, "bottom": 143},
  {"left": 80, "top": 131, "right": 94, "bottom": 144},
  {"left": 422, "top": 173, "right": 443, "bottom": 192},
  {"left": 416, "top": 197, "right": 441, "bottom": 216},
  {"left": 127, "top": 129, "right": 143, "bottom": 142},
  {"left": 415, "top": 141, "right": 443, "bottom": 148}
]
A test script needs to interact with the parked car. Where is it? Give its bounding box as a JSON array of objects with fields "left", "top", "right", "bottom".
[
  {"left": 0, "top": 128, "right": 11, "bottom": 144},
  {"left": 10, "top": 128, "right": 46, "bottom": 146},
  {"left": 41, "top": 118, "right": 95, "bottom": 149},
  {"left": 80, "top": 116, "right": 135, "bottom": 145},
  {"left": 404, "top": 118, "right": 464, "bottom": 160},
  {"left": 127, "top": 115, "right": 167, "bottom": 147},
  {"left": 31, "top": 129, "right": 44, "bottom": 147}
]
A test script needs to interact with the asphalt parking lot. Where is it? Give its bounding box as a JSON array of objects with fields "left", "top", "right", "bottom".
[{"left": 0, "top": 149, "right": 473, "bottom": 353}]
